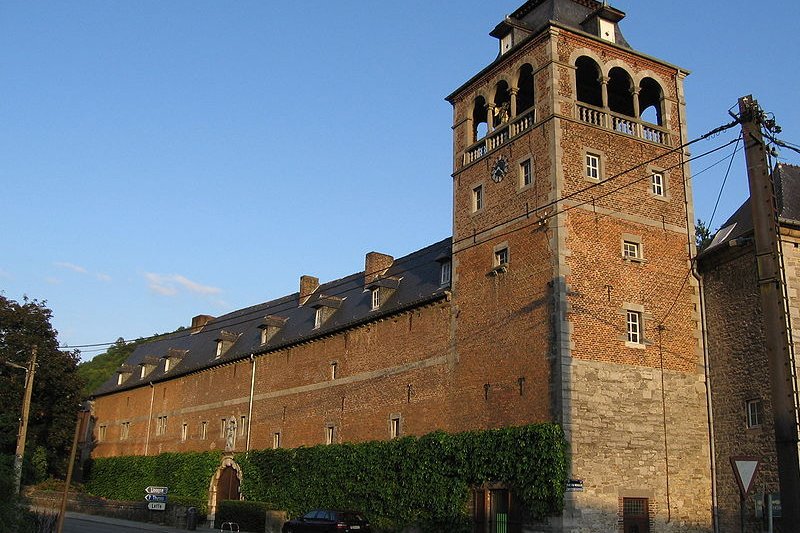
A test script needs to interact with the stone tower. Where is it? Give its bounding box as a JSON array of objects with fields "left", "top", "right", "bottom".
[{"left": 446, "top": 1, "right": 712, "bottom": 531}]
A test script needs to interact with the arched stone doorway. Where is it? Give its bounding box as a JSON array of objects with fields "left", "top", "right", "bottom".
[{"left": 207, "top": 456, "right": 243, "bottom": 524}]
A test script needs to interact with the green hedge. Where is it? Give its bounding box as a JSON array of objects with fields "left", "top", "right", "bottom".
[
  {"left": 85, "top": 451, "right": 222, "bottom": 501},
  {"left": 215, "top": 500, "right": 276, "bottom": 531},
  {"left": 237, "top": 424, "right": 568, "bottom": 532}
]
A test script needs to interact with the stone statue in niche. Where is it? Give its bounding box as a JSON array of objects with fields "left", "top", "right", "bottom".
[{"left": 225, "top": 417, "right": 236, "bottom": 452}]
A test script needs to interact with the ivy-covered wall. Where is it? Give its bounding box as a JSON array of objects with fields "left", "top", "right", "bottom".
[{"left": 84, "top": 424, "right": 567, "bottom": 531}]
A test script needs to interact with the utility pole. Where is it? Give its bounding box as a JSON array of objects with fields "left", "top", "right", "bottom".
[
  {"left": 9, "top": 345, "right": 37, "bottom": 496},
  {"left": 739, "top": 95, "right": 800, "bottom": 525}
]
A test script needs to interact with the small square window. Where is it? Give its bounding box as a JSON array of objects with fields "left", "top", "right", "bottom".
[
  {"left": 440, "top": 261, "right": 452, "bottom": 285},
  {"left": 520, "top": 159, "right": 532, "bottom": 187},
  {"left": 585, "top": 153, "right": 600, "bottom": 180},
  {"left": 472, "top": 185, "right": 483, "bottom": 212},
  {"left": 371, "top": 288, "right": 381, "bottom": 310},
  {"left": 390, "top": 416, "right": 401, "bottom": 439},
  {"left": 746, "top": 399, "right": 763, "bottom": 428},
  {"left": 495, "top": 247, "right": 509, "bottom": 267},
  {"left": 626, "top": 311, "right": 642, "bottom": 344},
  {"left": 652, "top": 172, "right": 665, "bottom": 196},
  {"left": 273, "top": 432, "right": 281, "bottom": 449},
  {"left": 623, "top": 241, "right": 641, "bottom": 260},
  {"left": 325, "top": 425, "right": 335, "bottom": 445}
]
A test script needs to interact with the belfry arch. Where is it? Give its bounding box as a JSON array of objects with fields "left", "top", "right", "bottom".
[{"left": 207, "top": 456, "right": 243, "bottom": 522}]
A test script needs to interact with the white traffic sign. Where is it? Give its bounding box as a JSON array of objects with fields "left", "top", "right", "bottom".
[
  {"left": 730, "top": 456, "right": 760, "bottom": 497},
  {"left": 145, "top": 486, "right": 168, "bottom": 495},
  {"left": 148, "top": 502, "right": 166, "bottom": 511}
]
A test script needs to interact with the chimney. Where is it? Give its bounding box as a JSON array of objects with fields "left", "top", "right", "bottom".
[
  {"left": 299, "top": 275, "right": 319, "bottom": 304},
  {"left": 190, "top": 314, "right": 215, "bottom": 334},
  {"left": 364, "top": 252, "right": 394, "bottom": 285}
]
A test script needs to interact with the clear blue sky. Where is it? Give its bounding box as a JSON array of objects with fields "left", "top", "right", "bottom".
[{"left": 2, "top": 1, "right": 798, "bottom": 360}]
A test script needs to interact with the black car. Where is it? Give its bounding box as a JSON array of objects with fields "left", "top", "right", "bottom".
[{"left": 281, "top": 509, "right": 371, "bottom": 533}]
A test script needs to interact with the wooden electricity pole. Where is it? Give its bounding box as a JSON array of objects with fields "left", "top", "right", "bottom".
[
  {"left": 739, "top": 95, "right": 800, "bottom": 525},
  {"left": 12, "top": 345, "right": 37, "bottom": 496}
]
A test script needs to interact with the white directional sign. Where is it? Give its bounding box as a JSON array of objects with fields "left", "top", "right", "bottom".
[
  {"left": 730, "top": 456, "right": 760, "bottom": 497},
  {"left": 148, "top": 502, "right": 166, "bottom": 511},
  {"left": 145, "top": 486, "right": 169, "bottom": 495}
]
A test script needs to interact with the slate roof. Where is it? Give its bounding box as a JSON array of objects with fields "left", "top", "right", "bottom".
[
  {"left": 92, "top": 238, "right": 452, "bottom": 397},
  {"left": 703, "top": 163, "right": 800, "bottom": 252}
]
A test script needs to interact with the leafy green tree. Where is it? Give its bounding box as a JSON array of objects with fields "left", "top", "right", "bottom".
[
  {"left": 695, "top": 218, "right": 714, "bottom": 253},
  {"left": 77, "top": 337, "right": 140, "bottom": 398},
  {"left": 0, "top": 295, "right": 83, "bottom": 480}
]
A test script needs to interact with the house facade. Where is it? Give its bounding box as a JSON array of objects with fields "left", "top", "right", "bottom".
[
  {"left": 698, "top": 163, "right": 800, "bottom": 533},
  {"left": 89, "top": 1, "right": 714, "bottom": 531}
]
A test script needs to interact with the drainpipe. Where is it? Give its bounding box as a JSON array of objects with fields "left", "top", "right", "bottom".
[
  {"left": 145, "top": 382, "right": 155, "bottom": 456},
  {"left": 246, "top": 354, "right": 256, "bottom": 452}
]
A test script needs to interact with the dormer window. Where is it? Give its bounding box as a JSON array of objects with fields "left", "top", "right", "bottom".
[
  {"left": 138, "top": 356, "right": 159, "bottom": 380},
  {"left": 140, "top": 366, "right": 147, "bottom": 379},
  {"left": 164, "top": 358, "right": 171, "bottom": 373},
  {"left": 214, "top": 331, "right": 239, "bottom": 359},
  {"left": 314, "top": 307, "right": 324, "bottom": 329},
  {"left": 440, "top": 260, "right": 452, "bottom": 285},
  {"left": 117, "top": 373, "right": 126, "bottom": 385},
  {"left": 371, "top": 288, "right": 381, "bottom": 310},
  {"left": 258, "top": 315, "right": 287, "bottom": 345},
  {"left": 598, "top": 18, "right": 616, "bottom": 42},
  {"left": 161, "top": 348, "right": 186, "bottom": 374},
  {"left": 500, "top": 32, "right": 513, "bottom": 54}
]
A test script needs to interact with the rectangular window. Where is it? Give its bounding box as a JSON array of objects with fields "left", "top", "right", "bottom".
[
  {"left": 215, "top": 341, "right": 223, "bottom": 358},
  {"left": 330, "top": 361, "right": 338, "bottom": 380},
  {"left": 440, "top": 261, "right": 451, "bottom": 285},
  {"left": 472, "top": 185, "right": 483, "bottom": 212},
  {"left": 314, "top": 307, "right": 323, "bottom": 329},
  {"left": 98, "top": 425, "right": 107, "bottom": 441},
  {"left": 120, "top": 422, "right": 130, "bottom": 440},
  {"left": 626, "top": 311, "right": 642, "bottom": 344},
  {"left": 390, "top": 416, "right": 401, "bottom": 439},
  {"left": 140, "top": 366, "right": 147, "bottom": 379},
  {"left": 495, "top": 247, "right": 509, "bottom": 266},
  {"left": 220, "top": 418, "right": 227, "bottom": 439},
  {"left": 622, "top": 498, "right": 650, "bottom": 533},
  {"left": 239, "top": 416, "right": 247, "bottom": 436},
  {"left": 201, "top": 421, "right": 208, "bottom": 440},
  {"left": 181, "top": 423, "right": 188, "bottom": 442},
  {"left": 586, "top": 153, "right": 600, "bottom": 180},
  {"left": 746, "top": 399, "right": 763, "bottom": 428},
  {"left": 651, "top": 172, "right": 665, "bottom": 196},
  {"left": 273, "top": 432, "right": 281, "bottom": 449},
  {"left": 371, "top": 288, "right": 381, "bottom": 310},
  {"left": 520, "top": 159, "right": 532, "bottom": 187},
  {"left": 325, "top": 425, "right": 335, "bottom": 445},
  {"left": 164, "top": 358, "right": 171, "bottom": 372},
  {"left": 623, "top": 240, "right": 641, "bottom": 260},
  {"left": 156, "top": 416, "right": 167, "bottom": 436},
  {"left": 260, "top": 328, "right": 268, "bottom": 345}
]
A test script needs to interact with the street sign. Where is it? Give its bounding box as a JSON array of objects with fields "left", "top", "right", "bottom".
[
  {"left": 145, "top": 494, "right": 167, "bottom": 503},
  {"left": 145, "top": 486, "right": 168, "bottom": 495},
  {"left": 730, "top": 456, "right": 760, "bottom": 497},
  {"left": 147, "top": 502, "right": 166, "bottom": 511},
  {"left": 566, "top": 479, "right": 584, "bottom": 492}
]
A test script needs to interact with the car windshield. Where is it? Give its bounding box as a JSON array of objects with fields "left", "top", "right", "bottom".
[{"left": 338, "top": 512, "right": 365, "bottom": 522}]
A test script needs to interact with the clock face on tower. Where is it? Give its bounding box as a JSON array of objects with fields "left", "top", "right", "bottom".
[{"left": 491, "top": 156, "right": 508, "bottom": 183}]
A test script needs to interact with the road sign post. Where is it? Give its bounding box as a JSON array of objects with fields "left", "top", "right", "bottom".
[{"left": 145, "top": 486, "right": 168, "bottom": 511}]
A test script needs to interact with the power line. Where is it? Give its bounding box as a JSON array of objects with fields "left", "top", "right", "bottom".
[{"left": 63, "top": 121, "right": 741, "bottom": 352}]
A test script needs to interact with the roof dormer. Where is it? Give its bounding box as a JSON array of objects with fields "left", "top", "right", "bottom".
[
  {"left": 258, "top": 315, "right": 288, "bottom": 345},
  {"left": 214, "top": 330, "right": 239, "bottom": 358},
  {"left": 116, "top": 364, "right": 134, "bottom": 385},
  {"left": 581, "top": 3, "right": 626, "bottom": 44},
  {"left": 139, "top": 356, "right": 159, "bottom": 379},
  {"left": 366, "top": 276, "right": 401, "bottom": 311},
  {"left": 161, "top": 348, "right": 187, "bottom": 373},
  {"left": 312, "top": 295, "right": 343, "bottom": 329}
]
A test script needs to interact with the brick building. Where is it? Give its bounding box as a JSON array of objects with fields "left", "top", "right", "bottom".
[
  {"left": 89, "top": 1, "right": 714, "bottom": 531},
  {"left": 698, "top": 163, "right": 800, "bottom": 533}
]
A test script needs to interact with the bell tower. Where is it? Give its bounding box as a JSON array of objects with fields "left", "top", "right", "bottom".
[{"left": 446, "top": 1, "right": 712, "bottom": 531}]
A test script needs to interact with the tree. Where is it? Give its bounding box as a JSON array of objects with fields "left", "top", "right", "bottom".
[
  {"left": 77, "top": 337, "right": 140, "bottom": 398},
  {"left": 695, "top": 219, "right": 714, "bottom": 253},
  {"left": 0, "top": 295, "right": 83, "bottom": 480}
]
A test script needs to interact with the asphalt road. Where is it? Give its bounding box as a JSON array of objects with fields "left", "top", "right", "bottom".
[{"left": 62, "top": 512, "right": 201, "bottom": 533}]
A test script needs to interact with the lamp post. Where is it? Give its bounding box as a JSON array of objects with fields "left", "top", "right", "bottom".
[{"left": 4, "top": 345, "right": 37, "bottom": 495}]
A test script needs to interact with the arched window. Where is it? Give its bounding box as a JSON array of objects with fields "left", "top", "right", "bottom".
[
  {"left": 492, "top": 80, "right": 511, "bottom": 129},
  {"left": 516, "top": 64, "right": 535, "bottom": 114},
  {"left": 575, "top": 56, "right": 602, "bottom": 107},
  {"left": 608, "top": 67, "right": 634, "bottom": 117},
  {"left": 473, "top": 96, "right": 488, "bottom": 142},
  {"left": 639, "top": 77, "right": 664, "bottom": 126}
]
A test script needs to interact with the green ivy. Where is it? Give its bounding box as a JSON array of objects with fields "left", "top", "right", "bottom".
[
  {"left": 236, "top": 424, "right": 567, "bottom": 531},
  {"left": 82, "top": 424, "right": 567, "bottom": 532}
]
